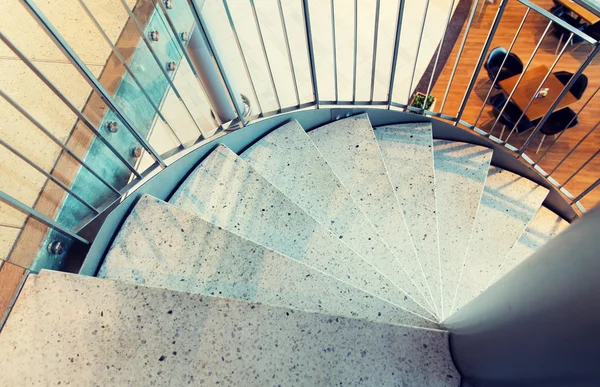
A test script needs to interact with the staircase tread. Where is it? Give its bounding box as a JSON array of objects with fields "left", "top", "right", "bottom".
[
  {"left": 490, "top": 206, "right": 570, "bottom": 286},
  {"left": 452, "top": 167, "right": 549, "bottom": 313},
  {"left": 433, "top": 140, "right": 493, "bottom": 320},
  {"left": 374, "top": 122, "right": 442, "bottom": 316},
  {"left": 99, "top": 195, "right": 435, "bottom": 328},
  {"left": 241, "top": 120, "right": 435, "bottom": 316},
  {"left": 307, "top": 114, "right": 435, "bottom": 316},
  {"left": 168, "top": 145, "right": 436, "bottom": 321},
  {"left": 0, "top": 271, "right": 460, "bottom": 386}
]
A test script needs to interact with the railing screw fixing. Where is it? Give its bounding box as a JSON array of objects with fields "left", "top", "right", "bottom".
[
  {"left": 47, "top": 240, "right": 65, "bottom": 255},
  {"left": 166, "top": 61, "right": 177, "bottom": 72},
  {"left": 164, "top": 0, "right": 173, "bottom": 10},
  {"left": 180, "top": 32, "right": 189, "bottom": 42},
  {"left": 105, "top": 121, "right": 119, "bottom": 133},
  {"left": 149, "top": 31, "right": 160, "bottom": 42},
  {"left": 131, "top": 147, "right": 143, "bottom": 158},
  {"left": 335, "top": 115, "right": 341, "bottom": 120}
]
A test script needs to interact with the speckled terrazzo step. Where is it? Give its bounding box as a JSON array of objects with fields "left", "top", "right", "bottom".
[
  {"left": 489, "top": 206, "right": 569, "bottom": 287},
  {"left": 98, "top": 195, "right": 435, "bottom": 328},
  {"left": 307, "top": 114, "right": 435, "bottom": 317},
  {"left": 432, "top": 140, "right": 493, "bottom": 320},
  {"left": 374, "top": 123, "right": 442, "bottom": 317},
  {"left": 0, "top": 271, "right": 460, "bottom": 386},
  {"left": 240, "top": 120, "right": 435, "bottom": 317},
  {"left": 169, "top": 145, "right": 437, "bottom": 322},
  {"left": 451, "top": 167, "right": 549, "bottom": 313}
]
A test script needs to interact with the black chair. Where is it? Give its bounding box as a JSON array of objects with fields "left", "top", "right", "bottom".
[
  {"left": 572, "top": 21, "right": 600, "bottom": 51},
  {"left": 550, "top": 11, "right": 585, "bottom": 54},
  {"left": 536, "top": 107, "right": 579, "bottom": 153},
  {"left": 487, "top": 93, "right": 535, "bottom": 140},
  {"left": 484, "top": 47, "right": 524, "bottom": 89},
  {"left": 550, "top": 0, "right": 564, "bottom": 15},
  {"left": 553, "top": 71, "right": 588, "bottom": 100}
]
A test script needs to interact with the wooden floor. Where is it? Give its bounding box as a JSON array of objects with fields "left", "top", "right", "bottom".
[{"left": 430, "top": 0, "right": 600, "bottom": 210}]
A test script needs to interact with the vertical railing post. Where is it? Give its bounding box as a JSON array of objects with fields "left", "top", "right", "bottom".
[
  {"left": 439, "top": 0, "right": 481, "bottom": 113},
  {"left": 406, "top": 0, "right": 432, "bottom": 108},
  {"left": 424, "top": 0, "right": 456, "bottom": 111},
  {"left": 571, "top": 179, "right": 600, "bottom": 205},
  {"left": 249, "top": 0, "right": 281, "bottom": 112},
  {"left": 454, "top": 0, "right": 509, "bottom": 124},
  {"left": 352, "top": 0, "right": 358, "bottom": 103},
  {"left": 369, "top": 0, "right": 381, "bottom": 103},
  {"left": 518, "top": 44, "right": 600, "bottom": 156},
  {"left": 302, "top": 0, "right": 319, "bottom": 106},
  {"left": 387, "top": 0, "right": 406, "bottom": 108}
]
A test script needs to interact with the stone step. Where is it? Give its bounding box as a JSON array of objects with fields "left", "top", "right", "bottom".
[
  {"left": 169, "top": 145, "right": 436, "bottom": 321},
  {"left": 374, "top": 123, "right": 442, "bottom": 316},
  {"left": 99, "top": 195, "right": 436, "bottom": 328},
  {"left": 432, "top": 140, "right": 493, "bottom": 320},
  {"left": 308, "top": 114, "right": 435, "bottom": 316},
  {"left": 241, "top": 120, "right": 435, "bottom": 316},
  {"left": 0, "top": 270, "right": 460, "bottom": 386},
  {"left": 452, "top": 167, "right": 549, "bottom": 313}
]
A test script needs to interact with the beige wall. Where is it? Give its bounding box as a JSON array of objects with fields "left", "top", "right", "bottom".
[{"left": 0, "top": 0, "right": 135, "bottom": 261}]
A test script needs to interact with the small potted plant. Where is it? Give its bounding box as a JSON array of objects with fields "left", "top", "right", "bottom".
[{"left": 410, "top": 92, "right": 436, "bottom": 111}]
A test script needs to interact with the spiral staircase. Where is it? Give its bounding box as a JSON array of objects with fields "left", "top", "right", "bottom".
[{"left": 0, "top": 112, "right": 574, "bottom": 385}]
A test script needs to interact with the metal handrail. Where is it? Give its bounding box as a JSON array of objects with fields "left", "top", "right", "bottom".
[{"left": 1, "top": 0, "right": 598, "bottom": 274}]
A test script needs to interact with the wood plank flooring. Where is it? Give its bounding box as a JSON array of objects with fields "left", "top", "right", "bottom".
[{"left": 429, "top": 0, "right": 599, "bottom": 210}]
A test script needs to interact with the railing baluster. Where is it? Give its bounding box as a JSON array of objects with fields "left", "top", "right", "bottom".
[
  {"left": 0, "top": 191, "right": 89, "bottom": 245},
  {"left": 0, "top": 138, "right": 99, "bottom": 215},
  {"left": 455, "top": 0, "right": 509, "bottom": 124},
  {"left": 153, "top": 0, "right": 223, "bottom": 127},
  {"left": 352, "top": 0, "right": 358, "bottom": 103},
  {"left": 571, "top": 178, "right": 600, "bottom": 205},
  {"left": 21, "top": 0, "right": 167, "bottom": 168},
  {"left": 118, "top": 0, "right": 205, "bottom": 135},
  {"left": 488, "top": 20, "right": 552, "bottom": 135},
  {"left": 221, "top": 0, "right": 262, "bottom": 116},
  {"left": 0, "top": 31, "right": 142, "bottom": 178},
  {"left": 302, "top": 0, "right": 319, "bottom": 106},
  {"left": 249, "top": 0, "right": 281, "bottom": 112},
  {"left": 78, "top": 0, "right": 187, "bottom": 146},
  {"left": 406, "top": 0, "right": 432, "bottom": 107},
  {"left": 0, "top": 90, "right": 120, "bottom": 196},
  {"left": 387, "top": 0, "right": 406, "bottom": 108},
  {"left": 186, "top": 0, "right": 247, "bottom": 126},
  {"left": 369, "top": 0, "right": 381, "bottom": 103},
  {"left": 561, "top": 149, "right": 599, "bottom": 187},
  {"left": 537, "top": 87, "right": 599, "bottom": 164},
  {"left": 439, "top": 0, "right": 482, "bottom": 113},
  {"left": 474, "top": 8, "right": 530, "bottom": 128},
  {"left": 424, "top": 0, "right": 457, "bottom": 112},
  {"left": 277, "top": 0, "right": 300, "bottom": 107},
  {"left": 330, "top": 0, "right": 339, "bottom": 102},
  {"left": 548, "top": 121, "right": 599, "bottom": 175},
  {"left": 504, "top": 33, "right": 573, "bottom": 142},
  {"left": 518, "top": 44, "right": 600, "bottom": 156}
]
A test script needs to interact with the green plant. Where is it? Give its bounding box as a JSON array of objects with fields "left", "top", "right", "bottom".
[{"left": 411, "top": 93, "right": 435, "bottom": 110}]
